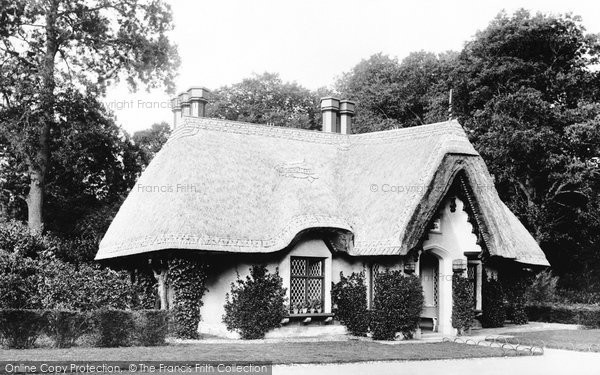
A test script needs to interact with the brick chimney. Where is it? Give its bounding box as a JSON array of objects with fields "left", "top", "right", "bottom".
[
  {"left": 171, "top": 87, "right": 210, "bottom": 129},
  {"left": 339, "top": 100, "right": 356, "bottom": 135},
  {"left": 320, "top": 97, "right": 340, "bottom": 133}
]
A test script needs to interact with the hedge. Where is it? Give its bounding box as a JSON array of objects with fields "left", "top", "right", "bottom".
[
  {"left": 0, "top": 309, "right": 169, "bottom": 349},
  {"left": 526, "top": 304, "right": 600, "bottom": 328},
  {"left": 0, "top": 309, "right": 46, "bottom": 349},
  {"left": 482, "top": 276, "right": 506, "bottom": 328}
]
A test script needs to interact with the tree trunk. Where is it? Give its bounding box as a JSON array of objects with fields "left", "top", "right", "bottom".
[{"left": 27, "top": 0, "right": 58, "bottom": 233}]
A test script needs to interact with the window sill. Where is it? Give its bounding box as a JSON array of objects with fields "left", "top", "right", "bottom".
[{"left": 287, "top": 313, "right": 334, "bottom": 319}]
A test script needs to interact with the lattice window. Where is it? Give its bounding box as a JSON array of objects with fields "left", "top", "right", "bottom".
[
  {"left": 370, "top": 263, "right": 380, "bottom": 309},
  {"left": 467, "top": 263, "right": 477, "bottom": 308},
  {"left": 290, "top": 257, "right": 324, "bottom": 313},
  {"left": 433, "top": 268, "right": 439, "bottom": 307}
]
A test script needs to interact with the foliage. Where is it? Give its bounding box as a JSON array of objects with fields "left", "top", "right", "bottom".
[
  {"left": 482, "top": 275, "right": 506, "bottom": 328},
  {"left": 134, "top": 267, "right": 159, "bottom": 309},
  {"left": 0, "top": 248, "right": 139, "bottom": 311},
  {"left": 0, "top": 219, "right": 47, "bottom": 257},
  {"left": 526, "top": 303, "right": 600, "bottom": 328},
  {"left": 0, "top": 309, "right": 46, "bottom": 348},
  {"left": 453, "top": 10, "right": 600, "bottom": 289},
  {"left": 208, "top": 73, "right": 320, "bottom": 130},
  {"left": 132, "top": 122, "right": 172, "bottom": 169},
  {"left": 331, "top": 271, "right": 369, "bottom": 336},
  {"left": 133, "top": 310, "right": 169, "bottom": 346},
  {"left": 0, "top": 0, "right": 178, "bottom": 233},
  {"left": 452, "top": 274, "right": 475, "bottom": 335},
  {"left": 336, "top": 52, "right": 456, "bottom": 133},
  {"left": 93, "top": 309, "right": 134, "bottom": 347},
  {"left": 502, "top": 272, "right": 529, "bottom": 325},
  {"left": 371, "top": 271, "right": 424, "bottom": 340},
  {"left": 526, "top": 270, "right": 558, "bottom": 304},
  {"left": 223, "top": 265, "right": 287, "bottom": 339},
  {"left": 169, "top": 257, "right": 209, "bottom": 339},
  {"left": 0, "top": 250, "right": 41, "bottom": 308},
  {"left": 556, "top": 289, "right": 600, "bottom": 305},
  {"left": 44, "top": 310, "right": 90, "bottom": 348},
  {"left": 37, "top": 257, "right": 136, "bottom": 311}
]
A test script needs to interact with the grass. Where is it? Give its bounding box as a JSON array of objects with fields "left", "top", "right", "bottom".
[
  {"left": 2, "top": 341, "right": 506, "bottom": 364},
  {"left": 501, "top": 329, "right": 600, "bottom": 352}
]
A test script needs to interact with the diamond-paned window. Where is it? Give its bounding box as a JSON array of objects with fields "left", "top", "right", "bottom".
[
  {"left": 467, "top": 263, "right": 477, "bottom": 308},
  {"left": 290, "top": 257, "right": 324, "bottom": 314}
]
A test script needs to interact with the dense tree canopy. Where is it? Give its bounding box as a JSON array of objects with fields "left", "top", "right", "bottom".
[
  {"left": 0, "top": 0, "right": 179, "bottom": 233},
  {"left": 207, "top": 73, "right": 320, "bottom": 130}
]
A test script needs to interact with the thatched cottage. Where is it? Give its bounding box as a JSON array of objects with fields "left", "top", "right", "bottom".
[{"left": 96, "top": 87, "right": 549, "bottom": 337}]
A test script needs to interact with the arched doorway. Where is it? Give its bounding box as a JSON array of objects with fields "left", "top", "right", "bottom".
[{"left": 420, "top": 251, "right": 439, "bottom": 331}]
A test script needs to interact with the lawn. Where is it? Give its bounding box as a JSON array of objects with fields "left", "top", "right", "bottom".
[
  {"left": 500, "top": 329, "right": 600, "bottom": 352},
  {"left": 2, "top": 341, "right": 507, "bottom": 364}
]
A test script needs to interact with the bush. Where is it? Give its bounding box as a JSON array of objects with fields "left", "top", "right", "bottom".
[
  {"left": 331, "top": 271, "right": 369, "bottom": 336},
  {"left": 0, "top": 309, "right": 46, "bottom": 348},
  {"left": 482, "top": 275, "right": 506, "bottom": 328},
  {"left": 45, "top": 310, "right": 90, "bottom": 348},
  {"left": 452, "top": 274, "right": 474, "bottom": 335},
  {"left": 0, "top": 220, "right": 46, "bottom": 258},
  {"left": 371, "top": 271, "right": 424, "bottom": 340},
  {"left": 502, "top": 274, "right": 528, "bottom": 325},
  {"left": 169, "top": 257, "right": 209, "bottom": 339},
  {"left": 0, "top": 250, "right": 41, "bottom": 309},
  {"left": 93, "top": 309, "right": 134, "bottom": 347},
  {"left": 223, "top": 265, "right": 287, "bottom": 339},
  {"left": 525, "top": 270, "right": 558, "bottom": 304},
  {"left": 526, "top": 303, "right": 600, "bottom": 328},
  {"left": 133, "top": 310, "right": 169, "bottom": 346}
]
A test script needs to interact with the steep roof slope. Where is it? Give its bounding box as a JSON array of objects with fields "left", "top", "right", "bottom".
[{"left": 96, "top": 117, "right": 549, "bottom": 266}]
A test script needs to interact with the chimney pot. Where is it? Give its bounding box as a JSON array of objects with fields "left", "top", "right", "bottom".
[
  {"left": 320, "top": 97, "right": 340, "bottom": 133},
  {"left": 187, "top": 87, "right": 210, "bottom": 118},
  {"left": 339, "top": 100, "right": 356, "bottom": 135}
]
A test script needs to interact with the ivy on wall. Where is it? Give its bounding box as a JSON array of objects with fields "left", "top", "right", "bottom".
[
  {"left": 134, "top": 267, "right": 158, "bottom": 309},
  {"left": 452, "top": 273, "right": 475, "bottom": 335},
  {"left": 168, "top": 256, "right": 209, "bottom": 339}
]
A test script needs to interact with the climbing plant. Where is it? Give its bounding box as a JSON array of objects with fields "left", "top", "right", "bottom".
[
  {"left": 134, "top": 267, "right": 158, "bottom": 309},
  {"left": 452, "top": 273, "right": 475, "bottom": 335},
  {"left": 168, "top": 256, "right": 209, "bottom": 339}
]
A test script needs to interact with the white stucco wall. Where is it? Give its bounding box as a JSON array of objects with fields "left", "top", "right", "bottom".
[
  {"left": 421, "top": 196, "right": 482, "bottom": 335},
  {"left": 198, "top": 238, "right": 333, "bottom": 338}
]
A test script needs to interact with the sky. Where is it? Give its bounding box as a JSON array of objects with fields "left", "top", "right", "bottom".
[{"left": 104, "top": 0, "right": 600, "bottom": 134}]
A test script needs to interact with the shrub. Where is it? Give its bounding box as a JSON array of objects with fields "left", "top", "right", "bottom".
[
  {"left": 45, "top": 310, "right": 90, "bottom": 348},
  {"left": 0, "top": 220, "right": 46, "bottom": 257},
  {"left": 525, "top": 270, "right": 558, "bottom": 304},
  {"left": 133, "top": 310, "right": 169, "bottom": 346},
  {"left": 169, "top": 257, "right": 209, "bottom": 339},
  {"left": 452, "top": 274, "right": 474, "bottom": 335},
  {"left": 0, "top": 250, "right": 41, "bottom": 309},
  {"left": 502, "top": 274, "right": 528, "bottom": 325},
  {"left": 0, "top": 309, "right": 46, "bottom": 348},
  {"left": 371, "top": 271, "right": 424, "bottom": 340},
  {"left": 482, "top": 275, "right": 506, "bottom": 327},
  {"left": 331, "top": 271, "right": 369, "bottom": 336},
  {"left": 526, "top": 303, "right": 600, "bottom": 328},
  {"left": 223, "top": 265, "right": 287, "bottom": 339},
  {"left": 93, "top": 309, "right": 134, "bottom": 347}
]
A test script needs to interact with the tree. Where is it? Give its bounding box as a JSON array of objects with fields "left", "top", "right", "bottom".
[
  {"left": 207, "top": 73, "right": 320, "bottom": 130},
  {"left": 336, "top": 52, "right": 456, "bottom": 133},
  {"left": 132, "top": 122, "right": 171, "bottom": 169},
  {"left": 0, "top": 0, "right": 179, "bottom": 233},
  {"left": 452, "top": 10, "right": 600, "bottom": 287}
]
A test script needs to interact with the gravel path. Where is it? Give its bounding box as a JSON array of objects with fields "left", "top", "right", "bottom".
[{"left": 274, "top": 348, "right": 600, "bottom": 375}]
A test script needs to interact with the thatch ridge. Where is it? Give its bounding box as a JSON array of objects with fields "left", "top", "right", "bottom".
[{"left": 96, "top": 117, "right": 549, "bottom": 266}]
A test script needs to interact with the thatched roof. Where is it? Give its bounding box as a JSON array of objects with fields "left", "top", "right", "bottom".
[{"left": 96, "top": 117, "right": 549, "bottom": 266}]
